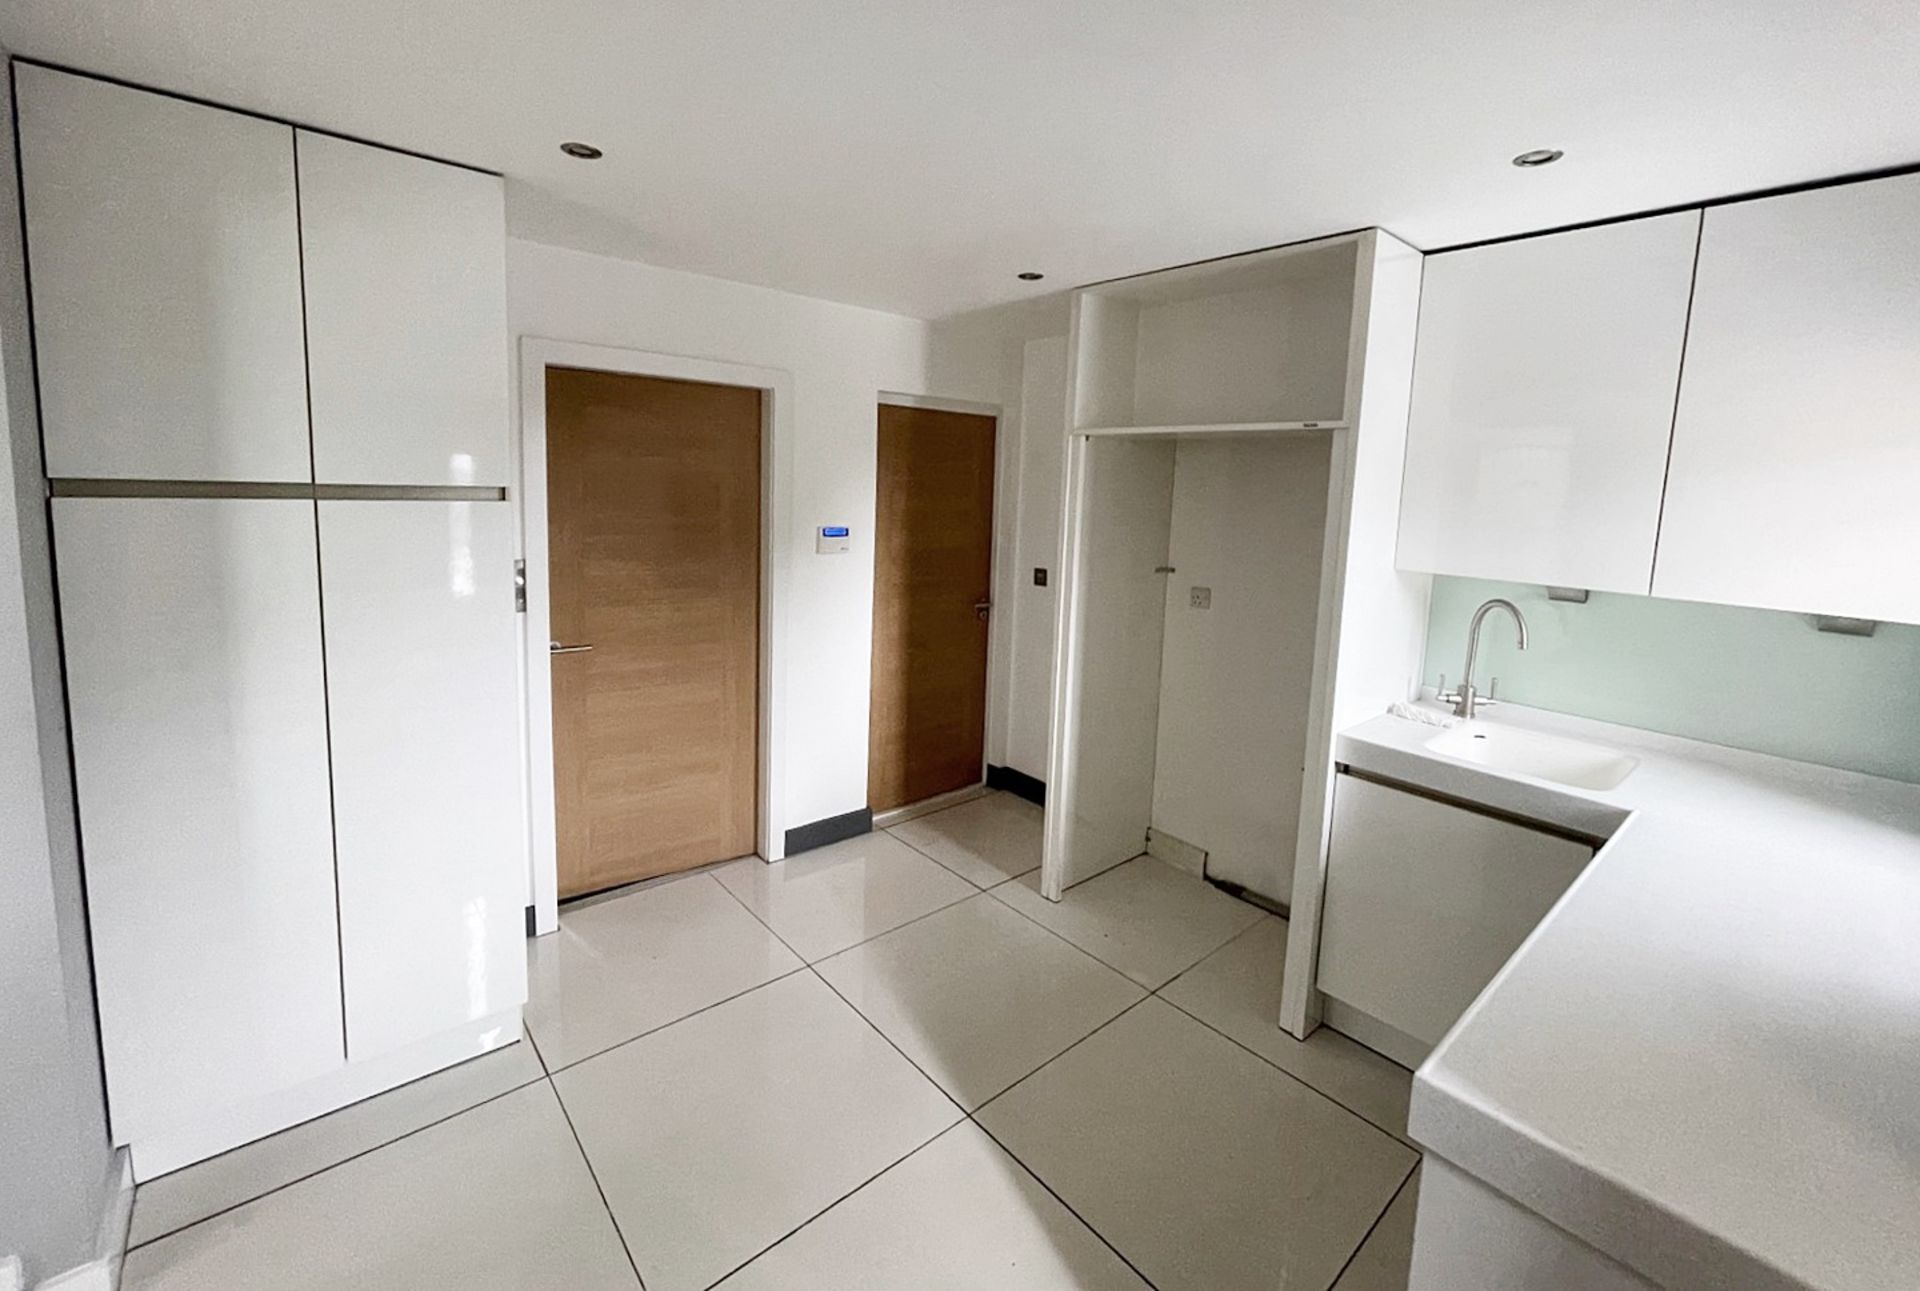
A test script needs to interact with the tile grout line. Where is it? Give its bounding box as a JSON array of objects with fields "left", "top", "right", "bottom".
[
  {"left": 712, "top": 848, "right": 1171, "bottom": 1288},
  {"left": 545, "top": 1071, "right": 650, "bottom": 1290},
  {"left": 712, "top": 865, "right": 978, "bottom": 969},
  {"left": 881, "top": 819, "right": 1039, "bottom": 892},
  {"left": 589, "top": 833, "right": 1383, "bottom": 1291},
  {"left": 699, "top": 875, "right": 998, "bottom": 1288},
  {"left": 523, "top": 1017, "right": 550, "bottom": 1075},
  {"left": 967, "top": 992, "right": 1158, "bottom": 1119},
  {"left": 976, "top": 854, "right": 1262, "bottom": 995},
  {"left": 1151, "top": 982, "right": 1415, "bottom": 1151},
  {"left": 952, "top": 991, "right": 1174, "bottom": 1291},
  {"left": 1146, "top": 920, "right": 1417, "bottom": 1148},
  {"left": 696, "top": 1122, "right": 971, "bottom": 1291},
  {"left": 541, "top": 961, "right": 815, "bottom": 1076},
  {"left": 715, "top": 876, "right": 1163, "bottom": 1291},
  {"left": 1323, "top": 1156, "right": 1421, "bottom": 1289},
  {"left": 964, "top": 1114, "right": 1165, "bottom": 1291},
  {"left": 125, "top": 1071, "right": 552, "bottom": 1252}
]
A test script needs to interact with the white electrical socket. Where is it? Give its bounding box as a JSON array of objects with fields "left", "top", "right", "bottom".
[{"left": 1189, "top": 586, "right": 1212, "bottom": 610}]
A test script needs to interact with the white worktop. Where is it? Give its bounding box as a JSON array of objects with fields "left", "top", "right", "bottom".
[{"left": 1338, "top": 702, "right": 1920, "bottom": 1291}]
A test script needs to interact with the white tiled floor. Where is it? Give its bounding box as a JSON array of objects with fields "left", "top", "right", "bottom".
[
  {"left": 123, "top": 792, "right": 1421, "bottom": 1291},
  {"left": 887, "top": 791, "right": 1045, "bottom": 887}
]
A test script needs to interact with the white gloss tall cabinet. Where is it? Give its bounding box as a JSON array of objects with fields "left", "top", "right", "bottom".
[{"left": 16, "top": 63, "right": 525, "bottom": 1179}]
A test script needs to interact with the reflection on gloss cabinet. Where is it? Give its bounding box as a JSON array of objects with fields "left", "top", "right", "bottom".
[
  {"left": 52, "top": 498, "right": 345, "bottom": 1144},
  {"left": 318, "top": 501, "right": 525, "bottom": 1061},
  {"left": 17, "top": 62, "right": 311, "bottom": 482},
  {"left": 1396, "top": 212, "right": 1699, "bottom": 595},
  {"left": 297, "top": 129, "right": 510, "bottom": 487}
]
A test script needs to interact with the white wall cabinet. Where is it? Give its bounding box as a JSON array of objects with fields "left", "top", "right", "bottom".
[
  {"left": 319, "top": 501, "right": 525, "bottom": 1060},
  {"left": 1397, "top": 212, "right": 1699, "bottom": 594},
  {"left": 1652, "top": 172, "right": 1920, "bottom": 623},
  {"left": 53, "top": 498, "right": 344, "bottom": 1144},
  {"left": 1317, "top": 772, "right": 1590, "bottom": 1065},
  {"left": 297, "top": 131, "right": 510, "bottom": 486},
  {"left": 18, "top": 65, "right": 311, "bottom": 482}
]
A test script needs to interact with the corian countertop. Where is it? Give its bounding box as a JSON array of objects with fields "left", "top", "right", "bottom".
[{"left": 1339, "top": 702, "right": 1920, "bottom": 1291}]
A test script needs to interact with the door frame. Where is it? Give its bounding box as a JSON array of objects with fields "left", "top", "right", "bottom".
[
  {"left": 518, "top": 337, "right": 795, "bottom": 934},
  {"left": 872, "top": 391, "right": 1008, "bottom": 807}
]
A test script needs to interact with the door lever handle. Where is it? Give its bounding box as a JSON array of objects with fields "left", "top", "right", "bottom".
[
  {"left": 549, "top": 641, "right": 594, "bottom": 655},
  {"left": 973, "top": 600, "right": 991, "bottom": 622}
]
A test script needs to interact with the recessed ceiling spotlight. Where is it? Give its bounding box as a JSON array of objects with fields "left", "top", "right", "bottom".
[
  {"left": 1512, "top": 148, "right": 1564, "bottom": 168},
  {"left": 1017, "top": 271, "right": 1045, "bottom": 281},
  {"left": 560, "top": 141, "right": 604, "bottom": 160}
]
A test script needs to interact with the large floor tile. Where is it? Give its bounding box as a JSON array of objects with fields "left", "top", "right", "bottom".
[
  {"left": 526, "top": 873, "right": 802, "bottom": 1069},
  {"left": 1160, "top": 919, "right": 1413, "bottom": 1138},
  {"left": 992, "top": 857, "right": 1267, "bottom": 988},
  {"left": 1332, "top": 1167, "right": 1421, "bottom": 1291},
  {"left": 978, "top": 998, "right": 1416, "bottom": 1291},
  {"left": 887, "top": 791, "right": 1044, "bottom": 887},
  {"left": 816, "top": 894, "right": 1145, "bottom": 1109},
  {"left": 552, "top": 971, "right": 962, "bottom": 1291},
  {"left": 714, "top": 830, "right": 976, "bottom": 961},
  {"left": 122, "top": 1082, "right": 636, "bottom": 1290},
  {"left": 129, "top": 1036, "right": 545, "bottom": 1247},
  {"left": 716, "top": 1121, "right": 1150, "bottom": 1291}
]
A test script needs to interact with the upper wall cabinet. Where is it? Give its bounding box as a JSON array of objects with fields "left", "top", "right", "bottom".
[
  {"left": 19, "top": 66, "right": 312, "bottom": 481},
  {"left": 1397, "top": 212, "right": 1699, "bottom": 594},
  {"left": 1070, "top": 237, "right": 1358, "bottom": 431},
  {"left": 1652, "top": 173, "right": 1920, "bottom": 623},
  {"left": 297, "top": 131, "right": 510, "bottom": 486}
]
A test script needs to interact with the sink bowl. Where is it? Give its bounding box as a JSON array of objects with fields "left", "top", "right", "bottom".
[{"left": 1426, "top": 723, "right": 1638, "bottom": 791}]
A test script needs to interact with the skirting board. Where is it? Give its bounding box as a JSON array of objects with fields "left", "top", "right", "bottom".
[
  {"left": 985, "top": 764, "right": 1045, "bottom": 806},
  {"left": 36, "top": 1149, "right": 132, "bottom": 1291},
  {"left": 130, "top": 1009, "right": 524, "bottom": 1181},
  {"left": 1321, "top": 997, "right": 1425, "bottom": 1071},
  {"left": 783, "top": 808, "right": 871, "bottom": 856},
  {"left": 1145, "top": 827, "right": 1206, "bottom": 877}
]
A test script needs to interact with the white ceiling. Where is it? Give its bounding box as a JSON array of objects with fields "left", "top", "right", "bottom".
[{"left": 6, "top": 2, "right": 1917, "bottom": 319}]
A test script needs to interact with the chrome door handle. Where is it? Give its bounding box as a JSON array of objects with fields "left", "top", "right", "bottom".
[
  {"left": 973, "top": 600, "right": 991, "bottom": 621},
  {"left": 549, "top": 641, "right": 594, "bottom": 655}
]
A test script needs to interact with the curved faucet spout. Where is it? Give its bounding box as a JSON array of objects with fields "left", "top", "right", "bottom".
[{"left": 1453, "top": 598, "right": 1528, "bottom": 719}]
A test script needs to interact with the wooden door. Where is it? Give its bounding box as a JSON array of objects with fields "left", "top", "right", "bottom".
[
  {"left": 868, "top": 404, "right": 997, "bottom": 813},
  {"left": 547, "top": 368, "right": 761, "bottom": 897}
]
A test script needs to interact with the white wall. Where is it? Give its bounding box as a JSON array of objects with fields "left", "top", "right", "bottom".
[
  {"left": 1152, "top": 435, "right": 1330, "bottom": 903},
  {"left": 510, "top": 240, "right": 1053, "bottom": 830},
  {"left": 1003, "top": 336, "right": 1068, "bottom": 780},
  {"left": 0, "top": 67, "right": 116, "bottom": 1281}
]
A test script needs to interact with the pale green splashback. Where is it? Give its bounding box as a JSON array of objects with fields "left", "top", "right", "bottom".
[{"left": 1423, "top": 578, "right": 1920, "bottom": 784}]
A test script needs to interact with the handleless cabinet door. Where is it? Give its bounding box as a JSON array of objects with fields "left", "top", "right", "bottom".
[
  {"left": 18, "top": 66, "right": 310, "bottom": 481},
  {"left": 54, "top": 498, "right": 343, "bottom": 1144},
  {"left": 1317, "top": 774, "right": 1591, "bottom": 1054},
  {"left": 317, "top": 500, "right": 525, "bottom": 1059},
  {"left": 1653, "top": 173, "right": 1920, "bottom": 622},
  {"left": 1397, "top": 212, "right": 1699, "bottom": 593},
  {"left": 296, "top": 132, "right": 509, "bottom": 486}
]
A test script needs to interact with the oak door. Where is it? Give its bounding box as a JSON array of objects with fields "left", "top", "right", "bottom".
[
  {"left": 547, "top": 368, "right": 761, "bottom": 896},
  {"left": 868, "top": 404, "right": 997, "bottom": 813}
]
